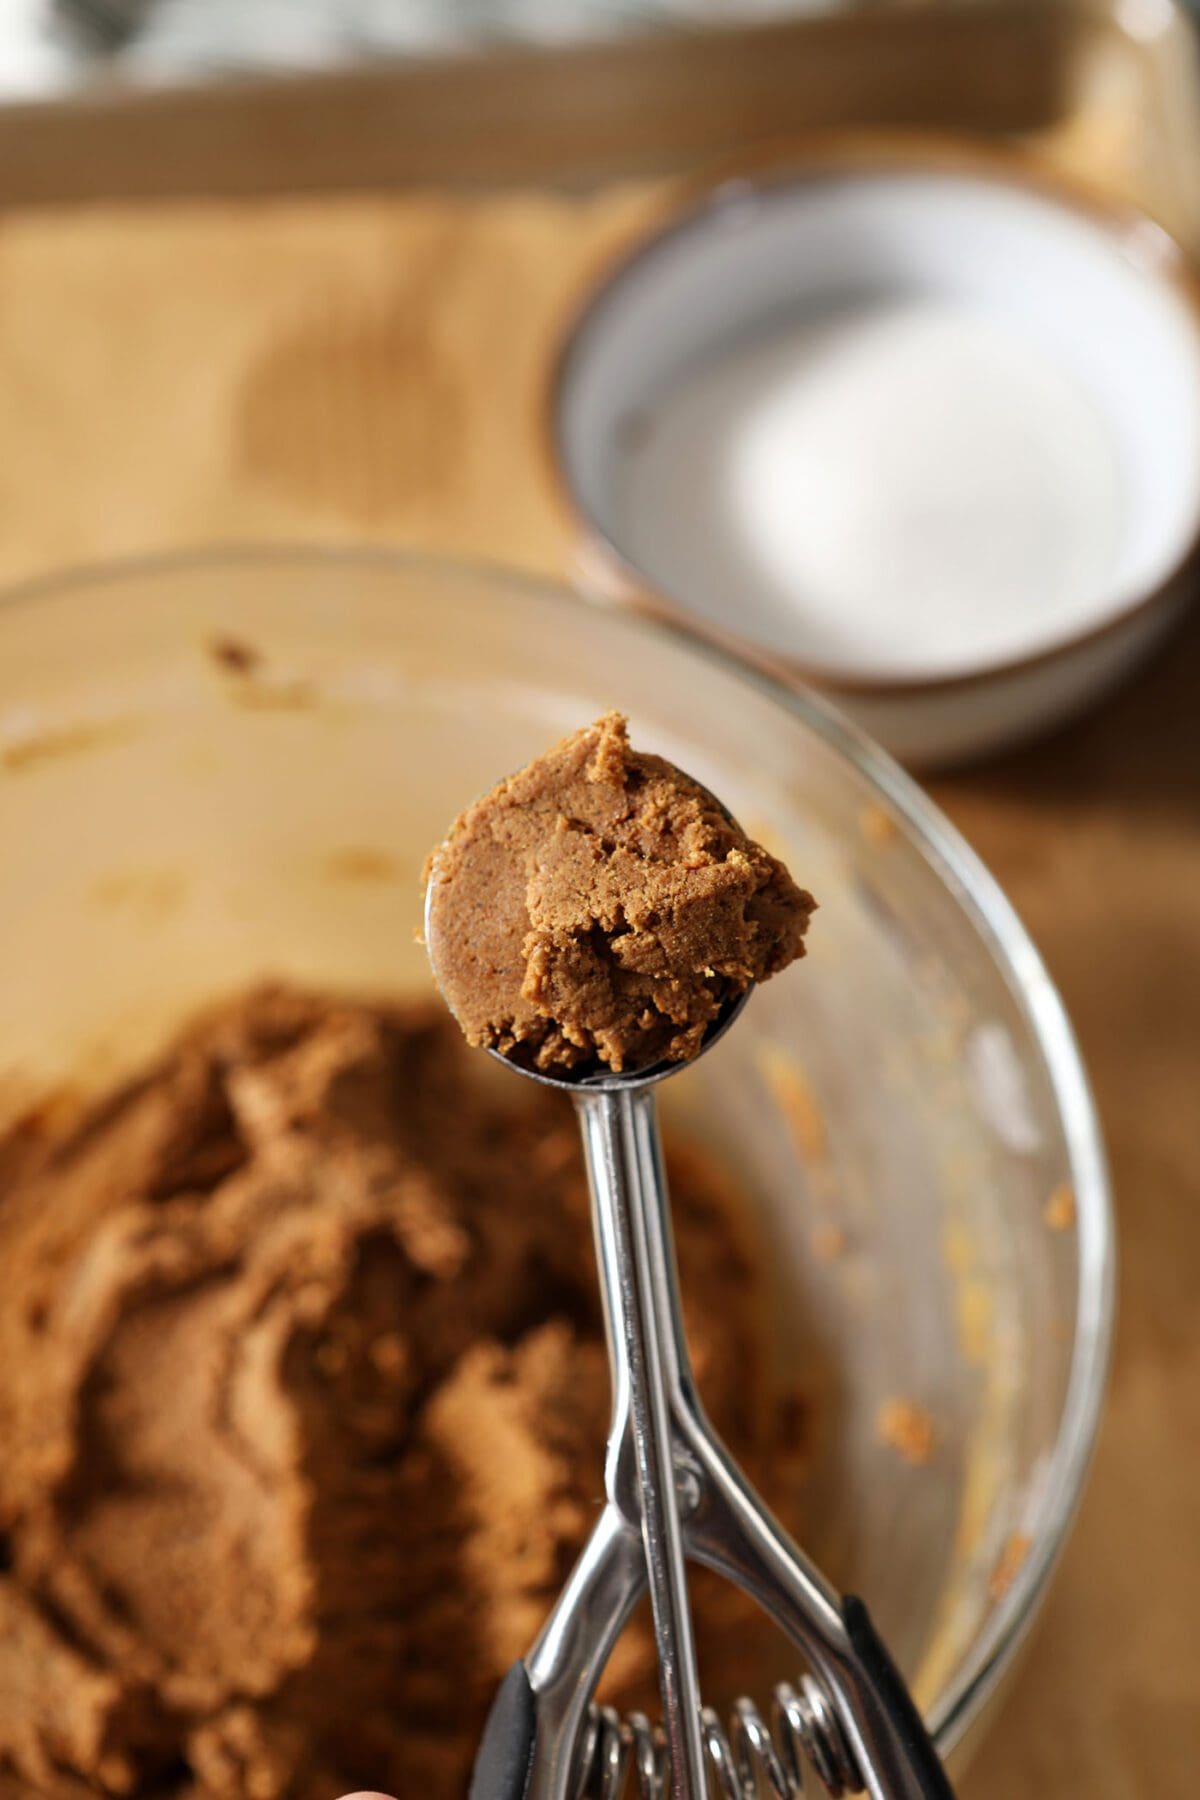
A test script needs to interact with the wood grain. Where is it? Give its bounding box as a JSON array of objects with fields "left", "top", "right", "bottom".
[{"left": 0, "top": 186, "right": 669, "bottom": 587}]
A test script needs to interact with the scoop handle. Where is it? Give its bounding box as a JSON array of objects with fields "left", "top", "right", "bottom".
[
  {"left": 468, "top": 1661, "right": 537, "bottom": 1800},
  {"left": 843, "top": 1595, "right": 956, "bottom": 1799}
]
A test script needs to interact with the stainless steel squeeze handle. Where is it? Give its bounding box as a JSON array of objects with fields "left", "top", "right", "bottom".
[
  {"left": 468, "top": 1078, "right": 956, "bottom": 1800},
  {"left": 576, "top": 1086, "right": 708, "bottom": 1800}
]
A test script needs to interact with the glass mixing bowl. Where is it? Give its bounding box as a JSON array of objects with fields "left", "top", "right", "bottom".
[{"left": 0, "top": 549, "right": 1111, "bottom": 1778}]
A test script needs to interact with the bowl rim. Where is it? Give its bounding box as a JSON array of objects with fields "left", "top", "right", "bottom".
[
  {"left": 545, "top": 128, "right": 1200, "bottom": 699},
  {"left": 0, "top": 541, "right": 1116, "bottom": 1757}
]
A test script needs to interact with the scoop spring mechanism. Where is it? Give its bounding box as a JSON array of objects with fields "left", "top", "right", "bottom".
[{"left": 577, "top": 1669, "right": 864, "bottom": 1799}]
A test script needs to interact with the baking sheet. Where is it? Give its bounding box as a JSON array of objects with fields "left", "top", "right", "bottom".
[{"left": 0, "top": 0, "right": 1198, "bottom": 243}]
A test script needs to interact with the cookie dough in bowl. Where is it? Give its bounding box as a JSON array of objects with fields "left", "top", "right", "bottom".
[
  {"left": 0, "top": 986, "right": 804, "bottom": 1797},
  {"left": 0, "top": 550, "right": 1111, "bottom": 1796}
]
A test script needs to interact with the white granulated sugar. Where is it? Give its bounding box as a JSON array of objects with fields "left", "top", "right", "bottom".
[{"left": 612, "top": 300, "right": 1126, "bottom": 677}]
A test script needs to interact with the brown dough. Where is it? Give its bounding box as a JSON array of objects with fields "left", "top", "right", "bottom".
[
  {"left": 425, "top": 712, "right": 815, "bottom": 1073},
  {"left": 0, "top": 987, "right": 810, "bottom": 1800}
]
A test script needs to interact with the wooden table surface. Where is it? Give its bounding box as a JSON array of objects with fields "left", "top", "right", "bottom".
[{"left": 0, "top": 180, "right": 1195, "bottom": 1797}]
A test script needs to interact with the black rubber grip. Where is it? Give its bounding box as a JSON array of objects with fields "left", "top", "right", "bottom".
[
  {"left": 843, "top": 1595, "right": 956, "bottom": 1799},
  {"left": 468, "top": 1660, "right": 537, "bottom": 1800}
]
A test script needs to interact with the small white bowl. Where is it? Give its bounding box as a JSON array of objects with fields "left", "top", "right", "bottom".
[{"left": 550, "top": 142, "right": 1200, "bottom": 766}]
